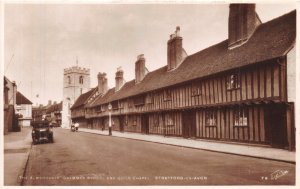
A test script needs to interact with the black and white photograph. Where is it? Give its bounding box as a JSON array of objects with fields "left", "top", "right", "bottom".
[{"left": 1, "top": 0, "right": 298, "bottom": 187}]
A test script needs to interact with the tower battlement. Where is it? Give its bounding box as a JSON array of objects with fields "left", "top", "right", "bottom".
[{"left": 64, "top": 66, "right": 90, "bottom": 75}]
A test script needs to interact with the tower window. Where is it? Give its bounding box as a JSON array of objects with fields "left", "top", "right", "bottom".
[
  {"left": 79, "top": 76, "right": 84, "bottom": 84},
  {"left": 67, "top": 76, "right": 71, "bottom": 84}
]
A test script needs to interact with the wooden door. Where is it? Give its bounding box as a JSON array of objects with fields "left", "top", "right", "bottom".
[
  {"left": 266, "top": 104, "right": 288, "bottom": 148},
  {"left": 119, "top": 116, "right": 125, "bottom": 132},
  {"left": 182, "top": 110, "right": 196, "bottom": 138},
  {"left": 141, "top": 114, "right": 149, "bottom": 134}
]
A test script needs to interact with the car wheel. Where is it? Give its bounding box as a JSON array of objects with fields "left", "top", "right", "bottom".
[{"left": 49, "top": 136, "right": 54, "bottom": 143}]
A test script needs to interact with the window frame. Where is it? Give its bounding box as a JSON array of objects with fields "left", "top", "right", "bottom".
[
  {"left": 163, "top": 89, "right": 172, "bottom": 101},
  {"left": 67, "top": 76, "right": 71, "bottom": 84},
  {"left": 133, "top": 95, "right": 146, "bottom": 106},
  {"left": 165, "top": 113, "right": 175, "bottom": 126},
  {"left": 205, "top": 110, "right": 217, "bottom": 127},
  {"left": 226, "top": 73, "right": 240, "bottom": 90},
  {"left": 79, "top": 76, "right": 84, "bottom": 84},
  {"left": 191, "top": 83, "right": 202, "bottom": 97},
  {"left": 233, "top": 108, "right": 248, "bottom": 127}
]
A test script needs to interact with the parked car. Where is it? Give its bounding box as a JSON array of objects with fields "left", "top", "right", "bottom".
[{"left": 31, "top": 120, "right": 54, "bottom": 144}]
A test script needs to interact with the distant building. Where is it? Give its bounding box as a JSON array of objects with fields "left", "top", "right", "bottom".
[
  {"left": 3, "top": 76, "right": 17, "bottom": 134},
  {"left": 15, "top": 91, "right": 33, "bottom": 127},
  {"left": 61, "top": 65, "right": 90, "bottom": 128},
  {"left": 32, "top": 105, "right": 47, "bottom": 122},
  {"left": 46, "top": 101, "right": 63, "bottom": 126}
]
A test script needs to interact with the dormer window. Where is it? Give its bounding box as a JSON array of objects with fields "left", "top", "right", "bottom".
[
  {"left": 79, "top": 76, "right": 84, "bottom": 84},
  {"left": 226, "top": 73, "right": 240, "bottom": 90}
]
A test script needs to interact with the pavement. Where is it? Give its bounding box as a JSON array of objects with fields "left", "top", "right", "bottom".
[
  {"left": 77, "top": 127, "right": 296, "bottom": 163},
  {"left": 4, "top": 127, "right": 32, "bottom": 186}
]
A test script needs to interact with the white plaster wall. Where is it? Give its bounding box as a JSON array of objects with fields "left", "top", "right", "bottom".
[{"left": 287, "top": 47, "right": 296, "bottom": 102}]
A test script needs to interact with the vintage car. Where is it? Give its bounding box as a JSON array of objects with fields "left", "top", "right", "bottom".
[{"left": 31, "top": 120, "right": 54, "bottom": 144}]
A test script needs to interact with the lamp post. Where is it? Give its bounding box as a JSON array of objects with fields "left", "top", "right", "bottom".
[{"left": 108, "top": 103, "right": 112, "bottom": 136}]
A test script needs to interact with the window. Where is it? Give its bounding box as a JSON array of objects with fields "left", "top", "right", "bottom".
[
  {"left": 164, "top": 89, "right": 172, "bottom": 101},
  {"left": 191, "top": 83, "right": 202, "bottom": 96},
  {"left": 119, "top": 101, "right": 124, "bottom": 109},
  {"left": 132, "top": 115, "right": 137, "bottom": 126},
  {"left": 67, "top": 76, "right": 71, "bottom": 84},
  {"left": 128, "top": 99, "right": 134, "bottom": 108},
  {"left": 111, "top": 101, "right": 119, "bottom": 110},
  {"left": 146, "top": 93, "right": 154, "bottom": 104},
  {"left": 226, "top": 73, "right": 240, "bottom": 90},
  {"left": 95, "top": 106, "right": 102, "bottom": 112},
  {"left": 153, "top": 114, "right": 159, "bottom": 127},
  {"left": 79, "top": 76, "right": 84, "bottom": 84},
  {"left": 234, "top": 108, "right": 248, "bottom": 126},
  {"left": 134, "top": 95, "right": 145, "bottom": 106},
  {"left": 165, "top": 114, "right": 175, "bottom": 126},
  {"left": 124, "top": 115, "right": 128, "bottom": 126},
  {"left": 80, "top": 88, "right": 82, "bottom": 94},
  {"left": 205, "top": 110, "right": 217, "bottom": 126}
]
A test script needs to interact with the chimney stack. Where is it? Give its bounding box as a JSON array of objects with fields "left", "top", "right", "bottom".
[
  {"left": 228, "top": 4, "right": 261, "bottom": 49},
  {"left": 48, "top": 100, "right": 52, "bottom": 106},
  {"left": 167, "top": 26, "right": 187, "bottom": 71},
  {"left": 97, "top": 72, "right": 108, "bottom": 94},
  {"left": 135, "top": 54, "right": 146, "bottom": 83},
  {"left": 115, "top": 68, "right": 124, "bottom": 91}
]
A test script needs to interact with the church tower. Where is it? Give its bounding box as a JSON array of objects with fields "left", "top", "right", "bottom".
[{"left": 61, "top": 63, "right": 90, "bottom": 128}]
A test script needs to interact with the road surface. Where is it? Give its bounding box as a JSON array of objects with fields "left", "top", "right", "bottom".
[{"left": 23, "top": 128, "right": 295, "bottom": 186}]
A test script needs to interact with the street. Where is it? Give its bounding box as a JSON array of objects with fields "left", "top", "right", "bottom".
[{"left": 23, "top": 128, "right": 295, "bottom": 186}]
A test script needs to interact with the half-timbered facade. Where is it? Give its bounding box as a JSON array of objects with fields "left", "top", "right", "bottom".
[{"left": 71, "top": 4, "right": 296, "bottom": 150}]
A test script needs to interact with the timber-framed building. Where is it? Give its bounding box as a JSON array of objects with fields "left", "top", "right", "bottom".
[{"left": 71, "top": 4, "right": 296, "bottom": 150}]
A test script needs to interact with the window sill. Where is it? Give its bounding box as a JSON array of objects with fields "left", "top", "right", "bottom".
[{"left": 226, "top": 87, "right": 240, "bottom": 91}]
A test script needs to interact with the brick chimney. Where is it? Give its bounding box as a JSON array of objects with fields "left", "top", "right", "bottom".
[
  {"left": 135, "top": 54, "right": 147, "bottom": 83},
  {"left": 167, "top": 26, "right": 187, "bottom": 71},
  {"left": 48, "top": 100, "right": 52, "bottom": 106},
  {"left": 115, "top": 67, "right": 124, "bottom": 92},
  {"left": 97, "top": 72, "right": 108, "bottom": 94},
  {"left": 228, "top": 4, "right": 261, "bottom": 49}
]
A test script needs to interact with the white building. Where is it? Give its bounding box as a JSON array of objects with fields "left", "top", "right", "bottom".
[{"left": 15, "top": 91, "right": 32, "bottom": 127}]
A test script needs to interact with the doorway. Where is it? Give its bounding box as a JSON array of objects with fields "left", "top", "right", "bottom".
[
  {"left": 182, "top": 110, "right": 196, "bottom": 138},
  {"left": 141, "top": 114, "right": 149, "bottom": 134}
]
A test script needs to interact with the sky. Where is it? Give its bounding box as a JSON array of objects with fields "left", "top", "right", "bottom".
[{"left": 4, "top": 2, "right": 296, "bottom": 106}]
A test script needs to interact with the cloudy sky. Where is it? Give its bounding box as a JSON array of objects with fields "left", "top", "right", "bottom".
[{"left": 4, "top": 2, "right": 296, "bottom": 105}]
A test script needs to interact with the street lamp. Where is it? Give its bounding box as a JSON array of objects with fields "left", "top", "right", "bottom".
[{"left": 108, "top": 103, "right": 112, "bottom": 136}]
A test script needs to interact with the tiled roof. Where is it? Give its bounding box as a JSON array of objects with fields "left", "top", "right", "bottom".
[
  {"left": 46, "top": 101, "right": 62, "bottom": 113},
  {"left": 16, "top": 91, "right": 32, "bottom": 105},
  {"left": 71, "top": 88, "right": 97, "bottom": 110},
  {"left": 87, "top": 88, "right": 116, "bottom": 107},
  {"left": 89, "top": 10, "right": 296, "bottom": 108}
]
